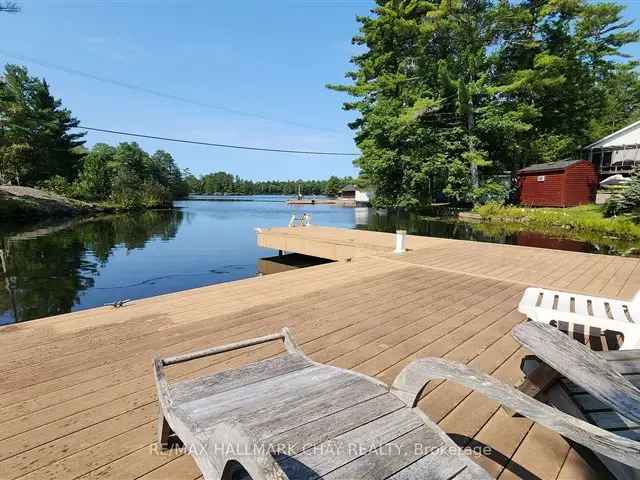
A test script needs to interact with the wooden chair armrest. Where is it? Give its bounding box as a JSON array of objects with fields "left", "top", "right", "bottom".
[
  {"left": 160, "top": 327, "right": 302, "bottom": 367},
  {"left": 390, "top": 357, "right": 640, "bottom": 468}
]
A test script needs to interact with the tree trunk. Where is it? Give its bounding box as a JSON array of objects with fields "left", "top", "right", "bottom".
[{"left": 467, "top": 98, "right": 479, "bottom": 188}]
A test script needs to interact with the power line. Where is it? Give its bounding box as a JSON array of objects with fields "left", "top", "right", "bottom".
[
  {"left": 0, "top": 50, "right": 343, "bottom": 134},
  {"left": 77, "top": 126, "right": 360, "bottom": 156}
]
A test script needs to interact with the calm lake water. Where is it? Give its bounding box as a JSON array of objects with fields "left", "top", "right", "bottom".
[{"left": 1, "top": 195, "right": 637, "bottom": 324}]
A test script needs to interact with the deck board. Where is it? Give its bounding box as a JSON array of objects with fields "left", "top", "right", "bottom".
[{"left": 2, "top": 226, "right": 640, "bottom": 479}]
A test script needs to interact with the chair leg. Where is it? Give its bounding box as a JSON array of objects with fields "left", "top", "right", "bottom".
[{"left": 157, "top": 410, "right": 172, "bottom": 449}]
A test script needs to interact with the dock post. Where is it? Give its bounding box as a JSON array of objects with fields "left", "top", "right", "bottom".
[{"left": 394, "top": 230, "right": 407, "bottom": 254}]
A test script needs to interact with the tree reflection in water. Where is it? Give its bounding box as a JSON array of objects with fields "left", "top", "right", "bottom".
[
  {"left": 2, "top": 204, "right": 637, "bottom": 325},
  {"left": 355, "top": 208, "right": 640, "bottom": 257},
  {"left": 0, "top": 210, "right": 183, "bottom": 323}
]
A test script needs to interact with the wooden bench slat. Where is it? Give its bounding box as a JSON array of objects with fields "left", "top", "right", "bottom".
[
  {"left": 600, "top": 349, "right": 640, "bottom": 361},
  {"left": 269, "top": 393, "right": 405, "bottom": 454},
  {"left": 591, "top": 411, "right": 640, "bottom": 431},
  {"left": 564, "top": 374, "right": 640, "bottom": 394},
  {"left": 572, "top": 392, "right": 612, "bottom": 412},
  {"left": 170, "top": 354, "right": 313, "bottom": 403},
  {"left": 608, "top": 360, "right": 640, "bottom": 375},
  {"left": 283, "top": 409, "right": 423, "bottom": 477}
]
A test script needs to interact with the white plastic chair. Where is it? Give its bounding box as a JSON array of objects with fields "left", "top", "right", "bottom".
[{"left": 518, "top": 287, "right": 640, "bottom": 350}]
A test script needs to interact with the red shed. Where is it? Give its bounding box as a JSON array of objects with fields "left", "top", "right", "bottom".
[{"left": 518, "top": 159, "right": 598, "bottom": 207}]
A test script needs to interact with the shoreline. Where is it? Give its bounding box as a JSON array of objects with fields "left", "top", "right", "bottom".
[
  {"left": 469, "top": 204, "right": 640, "bottom": 240},
  {"left": 0, "top": 185, "right": 175, "bottom": 223}
]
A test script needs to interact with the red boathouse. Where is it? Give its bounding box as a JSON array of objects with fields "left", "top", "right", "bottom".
[{"left": 518, "top": 159, "right": 598, "bottom": 207}]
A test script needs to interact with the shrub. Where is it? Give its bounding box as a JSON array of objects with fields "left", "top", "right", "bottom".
[
  {"left": 474, "top": 201, "right": 510, "bottom": 217},
  {"left": 37, "top": 175, "right": 72, "bottom": 196},
  {"left": 471, "top": 181, "right": 509, "bottom": 205},
  {"left": 604, "top": 169, "right": 640, "bottom": 220},
  {"left": 140, "top": 180, "right": 172, "bottom": 208},
  {"left": 110, "top": 168, "right": 142, "bottom": 208},
  {"left": 473, "top": 203, "right": 640, "bottom": 239}
]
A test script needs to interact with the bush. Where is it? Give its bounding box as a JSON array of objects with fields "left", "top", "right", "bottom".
[
  {"left": 110, "top": 169, "right": 142, "bottom": 209},
  {"left": 140, "top": 180, "right": 172, "bottom": 208},
  {"left": 474, "top": 201, "right": 511, "bottom": 217},
  {"left": 37, "top": 175, "right": 72, "bottom": 196},
  {"left": 603, "top": 169, "right": 640, "bottom": 220},
  {"left": 473, "top": 203, "right": 640, "bottom": 239},
  {"left": 471, "top": 181, "right": 510, "bottom": 205}
]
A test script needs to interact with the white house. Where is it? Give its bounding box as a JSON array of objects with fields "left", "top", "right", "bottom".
[{"left": 585, "top": 120, "right": 640, "bottom": 177}]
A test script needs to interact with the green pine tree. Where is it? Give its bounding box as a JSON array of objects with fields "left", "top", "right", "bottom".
[
  {"left": 328, "top": 0, "right": 639, "bottom": 207},
  {"left": 0, "top": 65, "right": 85, "bottom": 185}
]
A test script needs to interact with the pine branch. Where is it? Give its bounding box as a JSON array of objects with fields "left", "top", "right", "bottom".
[{"left": 0, "top": 2, "right": 19, "bottom": 13}]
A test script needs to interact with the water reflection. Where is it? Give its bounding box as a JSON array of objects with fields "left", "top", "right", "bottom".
[
  {"left": 354, "top": 209, "right": 640, "bottom": 257},
  {"left": 0, "top": 210, "right": 183, "bottom": 323},
  {"left": 1, "top": 199, "right": 638, "bottom": 324}
]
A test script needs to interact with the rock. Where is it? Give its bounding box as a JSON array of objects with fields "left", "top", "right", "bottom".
[{"left": 0, "top": 185, "right": 109, "bottom": 221}]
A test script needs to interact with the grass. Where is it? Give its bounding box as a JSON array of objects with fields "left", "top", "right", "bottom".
[{"left": 473, "top": 203, "right": 640, "bottom": 240}]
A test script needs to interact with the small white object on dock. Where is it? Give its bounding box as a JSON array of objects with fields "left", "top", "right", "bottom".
[{"left": 394, "top": 230, "right": 407, "bottom": 254}]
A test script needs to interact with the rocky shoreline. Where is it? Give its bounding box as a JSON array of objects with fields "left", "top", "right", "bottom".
[{"left": 0, "top": 185, "right": 114, "bottom": 222}]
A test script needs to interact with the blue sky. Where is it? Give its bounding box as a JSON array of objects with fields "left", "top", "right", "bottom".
[
  {"left": 0, "top": 0, "right": 373, "bottom": 180},
  {"left": 1, "top": 1, "right": 639, "bottom": 180}
]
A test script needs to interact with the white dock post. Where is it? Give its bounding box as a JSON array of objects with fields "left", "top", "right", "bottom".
[{"left": 394, "top": 230, "right": 407, "bottom": 254}]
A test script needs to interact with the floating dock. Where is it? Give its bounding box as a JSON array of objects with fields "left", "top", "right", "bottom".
[
  {"left": 1, "top": 226, "right": 638, "bottom": 479},
  {"left": 286, "top": 198, "right": 355, "bottom": 206}
]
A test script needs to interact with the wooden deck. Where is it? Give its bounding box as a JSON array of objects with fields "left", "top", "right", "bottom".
[{"left": 1, "top": 226, "right": 639, "bottom": 480}]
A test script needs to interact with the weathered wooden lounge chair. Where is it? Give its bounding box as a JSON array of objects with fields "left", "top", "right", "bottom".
[
  {"left": 518, "top": 287, "right": 640, "bottom": 349},
  {"left": 153, "top": 328, "right": 640, "bottom": 480},
  {"left": 512, "top": 322, "right": 640, "bottom": 479}
]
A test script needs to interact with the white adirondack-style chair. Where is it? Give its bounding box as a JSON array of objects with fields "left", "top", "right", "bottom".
[{"left": 518, "top": 287, "right": 640, "bottom": 350}]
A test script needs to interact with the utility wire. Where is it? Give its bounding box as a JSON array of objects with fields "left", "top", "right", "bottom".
[
  {"left": 77, "top": 126, "right": 360, "bottom": 156},
  {"left": 0, "top": 50, "right": 343, "bottom": 134}
]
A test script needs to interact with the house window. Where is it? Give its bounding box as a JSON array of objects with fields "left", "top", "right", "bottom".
[{"left": 537, "top": 175, "right": 545, "bottom": 182}]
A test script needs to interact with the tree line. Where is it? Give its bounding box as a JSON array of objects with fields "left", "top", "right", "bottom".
[
  {"left": 0, "top": 65, "right": 190, "bottom": 208},
  {"left": 185, "top": 171, "right": 354, "bottom": 197},
  {"left": 0, "top": 64, "right": 355, "bottom": 206},
  {"left": 329, "top": 0, "right": 640, "bottom": 207}
]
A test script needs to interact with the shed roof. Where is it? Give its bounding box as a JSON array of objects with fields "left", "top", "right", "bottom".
[
  {"left": 519, "top": 159, "right": 583, "bottom": 174},
  {"left": 341, "top": 184, "right": 357, "bottom": 192},
  {"left": 586, "top": 119, "right": 640, "bottom": 149}
]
